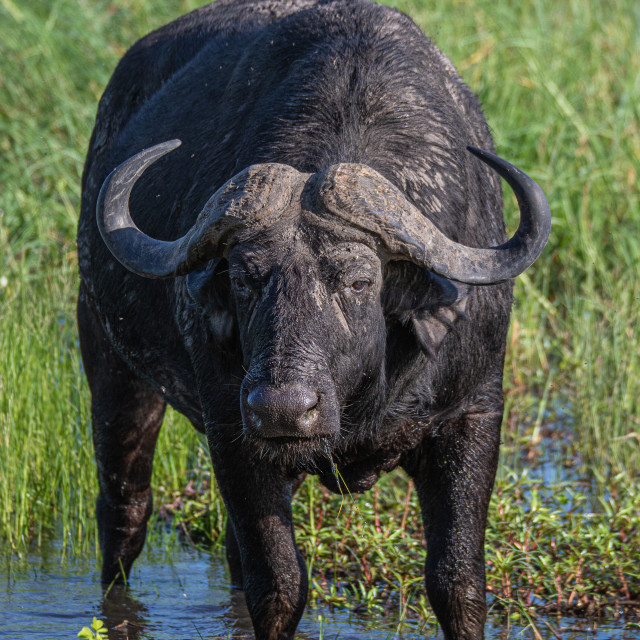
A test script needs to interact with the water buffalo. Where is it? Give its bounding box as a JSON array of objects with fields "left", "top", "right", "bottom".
[{"left": 77, "top": 0, "right": 550, "bottom": 638}]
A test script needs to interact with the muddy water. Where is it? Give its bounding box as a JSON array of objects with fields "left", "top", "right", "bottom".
[{"left": 1, "top": 541, "right": 638, "bottom": 640}]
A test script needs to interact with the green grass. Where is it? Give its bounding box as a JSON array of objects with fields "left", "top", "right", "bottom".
[{"left": 0, "top": 0, "right": 639, "bottom": 634}]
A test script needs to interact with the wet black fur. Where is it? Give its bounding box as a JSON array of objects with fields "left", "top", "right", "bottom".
[{"left": 77, "top": 1, "right": 514, "bottom": 639}]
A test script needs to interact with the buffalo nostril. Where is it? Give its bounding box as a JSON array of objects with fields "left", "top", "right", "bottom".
[
  {"left": 301, "top": 406, "right": 319, "bottom": 429},
  {"left": 249, "top": 412, "right": 262, "bottom": 429},
  {"left": 298, "top": 391, "right": 318, "bottom": 414}
]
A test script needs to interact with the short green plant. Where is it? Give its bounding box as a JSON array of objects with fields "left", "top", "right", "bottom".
[{"left": 77, "top": 617, "right": 107, "bottom": 640}]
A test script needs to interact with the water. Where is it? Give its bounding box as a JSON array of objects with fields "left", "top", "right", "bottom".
[
  {"left": 0, "top": 541, "right": 421, "bottom": 640},
  {"left": 1, "top": 541, "right": 638, "bottom": 640}
]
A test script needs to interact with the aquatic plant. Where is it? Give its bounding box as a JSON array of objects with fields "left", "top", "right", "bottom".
[{"left": 77, "top": 617, "right": 107, "bottom": 640}]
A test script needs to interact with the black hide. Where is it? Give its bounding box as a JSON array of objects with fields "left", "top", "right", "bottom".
[{"left": 77, "top": 2, "right": 518, "bottom": 639}]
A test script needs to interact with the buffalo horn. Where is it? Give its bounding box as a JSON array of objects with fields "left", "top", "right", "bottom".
[
  {"left": 97, "top": 140, "right": 302, "bottom": 278},
  {"left": 315, "top": 147, "right": 551, "bottom": 285}
]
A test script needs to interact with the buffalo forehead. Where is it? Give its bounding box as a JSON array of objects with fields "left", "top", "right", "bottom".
[{"left": 230, "top": 223, "right": 380, "bottom": 276}]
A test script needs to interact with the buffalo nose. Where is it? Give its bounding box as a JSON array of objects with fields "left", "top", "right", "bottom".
[{"left": 246, "top": 385, "right": 320, "bottom": 437}]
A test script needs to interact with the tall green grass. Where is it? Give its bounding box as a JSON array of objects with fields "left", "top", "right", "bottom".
[
  {"left": 0, "top": 0, "right": 638, "bottom": 626},
  {"left": 0, "top": 0, "right": 209, "bottom": 550}
]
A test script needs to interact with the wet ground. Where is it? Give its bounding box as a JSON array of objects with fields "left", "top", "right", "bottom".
[{"left": 1, "top": 541, "right": 638, "bottom": 640}]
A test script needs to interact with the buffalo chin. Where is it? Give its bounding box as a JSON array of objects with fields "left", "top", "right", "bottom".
[{"left": 245, "top": 431, "right": 338, "bottom": 471}]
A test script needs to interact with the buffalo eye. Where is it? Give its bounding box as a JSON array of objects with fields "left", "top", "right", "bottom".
[{"left": 348, "top": 280, "right": 370, "bottom": 293}]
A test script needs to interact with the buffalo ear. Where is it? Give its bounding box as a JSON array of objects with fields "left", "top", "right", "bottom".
[
  {"left": 382, "top": 261, "right": 468, "bottom": 357},
  {"left": 185, "top": 259, "right": 236, "bottom": 343}
]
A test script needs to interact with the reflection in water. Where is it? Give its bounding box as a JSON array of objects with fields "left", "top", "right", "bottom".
[
  {"left": 0, "top": 541, "right": 636, "bottom": 640},
  {"left": 100, "top": 584, "right": 149, "bottom": 640},
  {"left": 226, "top": 589, "right": 258, "bottom": 637}
]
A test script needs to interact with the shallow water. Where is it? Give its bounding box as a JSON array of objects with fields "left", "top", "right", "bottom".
[
  {"left": 1, "top": 542, "right": 638, "bottom": 640},
  {"left": 0, "top": 541, "right": 421, "bottom": 640}
]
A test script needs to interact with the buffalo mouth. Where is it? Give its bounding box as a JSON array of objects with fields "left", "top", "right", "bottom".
[{"left": 245, "top": 432, "right": 339, "bottom": 471}]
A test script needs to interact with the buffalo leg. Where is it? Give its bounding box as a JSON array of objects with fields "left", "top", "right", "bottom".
[
  {"left": 210, "top": 444, "right": 307, "bottom": 640},
  {"left": 225, "top": 518, "right": 244, "bottom": 588},
  {"left": 224, "top": 470, "right": 306, "bottom": 591},
  {"left": 78, "top": 287, "right": 166, "bottom": 583},
  {"left": 410, "top": 409, "right": 502, "bottom": 640}
]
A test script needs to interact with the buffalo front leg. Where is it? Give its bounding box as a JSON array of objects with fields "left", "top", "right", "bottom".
[
  {"left": 224, "top": 470, "right": 306, "bottom": 591},
  {"left": 410, "top": 409, "right": 502, "bottom": 640},
  {"left": 209, "top": 444, "right": 307, "bottom": 640},
  {"left": 78, "top": 287, "right": 166, "bottom": 583},
  {"left": 225, "top": 517, "right": 243, "bottom": 588}
]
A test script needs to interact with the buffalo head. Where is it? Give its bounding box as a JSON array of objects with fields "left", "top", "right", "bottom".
[{"left": 96, "top": 140, "right": 550, "bottom": 463}]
